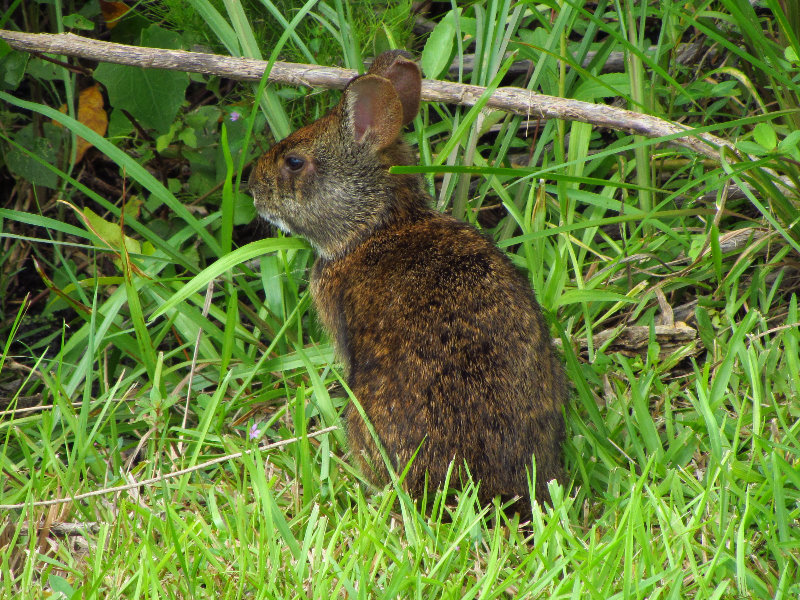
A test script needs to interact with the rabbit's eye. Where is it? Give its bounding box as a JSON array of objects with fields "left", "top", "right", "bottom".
[{"left": 284, "top": 155, "right": 305, "bottom": 172}]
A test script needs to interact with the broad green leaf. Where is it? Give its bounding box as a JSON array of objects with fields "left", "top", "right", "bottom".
[
  {"left": 4, "top": 123, "right": 62, "bottom": 188},
  {"left": 778, "top": 129, "right": 800, "bottom": 160},
  {"left": 0, "top": 50, "right": 28, "bottom": 90},
  {"left": 421, "top": 10, "right": 458, "bottom": 79},
  {"left": 63, "top": 13, "right": 95, "bottom": 30},
  {"left": 82, "top": 207, "right": 141, "bottom": 255},
  {"left": 753, "top": 122, "right": 777, "bottom": 150},
  {"left": 574, "top": 73, "right": 631, "bottom": 101},
  {"left": 26, "top": 57, "right": 63, "bottom": 80},
  {"left": 47, "top": 575, "right": 75, "bottom": 598},
  {"left": 779, "top": 129, "right": 800, "bottom": 149},
  {"left": 234, "top": 191, "right": 256, "bottom": 226},
  {"left": 94, "top": 25, "right": 190, "bottom": 133},
  {"left": 107, "top": 108, "right": 134, "bottom": 138}
]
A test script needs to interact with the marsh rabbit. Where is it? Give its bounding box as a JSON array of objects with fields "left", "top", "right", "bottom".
[{"left": 249, "top": 50, "right": 567, "bottom": 507}]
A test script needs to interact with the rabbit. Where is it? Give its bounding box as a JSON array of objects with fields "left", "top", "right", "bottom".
[{"left": 249, "top": 50, "right": 567, "bottom": 508}]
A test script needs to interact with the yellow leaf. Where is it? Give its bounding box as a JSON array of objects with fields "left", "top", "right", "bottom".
[
  {"left": 54, "top": 84, "right": 108, "bottom": 163},
  {"left": 100, "top": 1, "right": 130, "bottom": 29}
]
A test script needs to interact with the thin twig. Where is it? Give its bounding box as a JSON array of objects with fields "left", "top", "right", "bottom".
[
  {"left": 746, "top": 322, "right": 800, "bottom": 343},
  {"left": 0, "top": 395, "right": 134, "bottom": 418},
  {"left": 0, "top": 425, "right": 338, "bottom": 510},
  {"left": 30, "top": 50, "right": 92, "bottom": 76}
]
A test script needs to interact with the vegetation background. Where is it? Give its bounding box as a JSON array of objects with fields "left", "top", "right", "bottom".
[{"left": 1, "top": 0, "right": 799, "bottom": 598}]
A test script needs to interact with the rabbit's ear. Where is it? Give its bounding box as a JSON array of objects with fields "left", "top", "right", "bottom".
[
  {"left": 345, "top": 74, "right": 404, "bottom": 150},
  {"left": 368, "top": 51, "right": 421, "bottom": 126}
]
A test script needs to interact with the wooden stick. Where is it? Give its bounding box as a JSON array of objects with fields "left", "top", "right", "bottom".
[{"left": 0, "top": 30, "right": 731, "bottom": 159}]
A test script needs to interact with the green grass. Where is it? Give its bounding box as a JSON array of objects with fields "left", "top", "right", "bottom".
[{"left": 1, "top": 0, "right": 800, "bottom": 598}]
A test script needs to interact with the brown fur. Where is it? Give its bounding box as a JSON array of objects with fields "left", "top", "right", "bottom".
[{"left": 249, "top": 50, "right": 567, "bottom": 507}]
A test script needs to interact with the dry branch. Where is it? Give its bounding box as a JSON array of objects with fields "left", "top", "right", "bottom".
[
  {"left": 0, "top": 425, "right": 338, "bottom": 510},
  {"left": 0, "top": 30, "right": 732, "bottom": 159}
]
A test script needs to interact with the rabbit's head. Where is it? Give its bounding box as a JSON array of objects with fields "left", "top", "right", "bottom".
[{"left": 249, "top": 51, "right": 424, "bottom": 259}]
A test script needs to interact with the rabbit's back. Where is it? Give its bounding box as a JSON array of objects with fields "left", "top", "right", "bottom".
[{"left": 311, "top": 210, "right": 566, "bottom": 503}]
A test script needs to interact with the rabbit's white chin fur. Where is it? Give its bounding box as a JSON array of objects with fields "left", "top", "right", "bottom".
[
  {"left": 268, "top": 217, "right": 292, "bottom": 235},
  {"left": 255, "top": 207, "right": 292, "bottom": 235}
]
